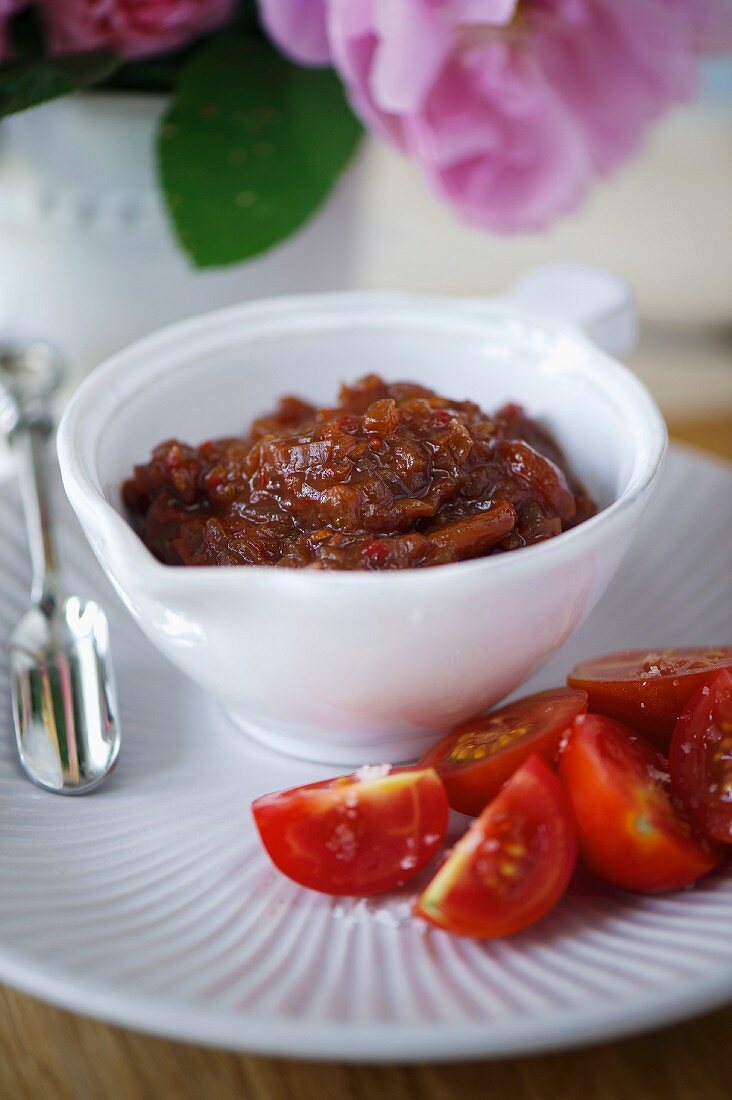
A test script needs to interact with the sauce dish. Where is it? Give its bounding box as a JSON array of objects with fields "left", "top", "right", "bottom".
[{"left": 57, "top": 265, "right": 666, "bottom": 764}]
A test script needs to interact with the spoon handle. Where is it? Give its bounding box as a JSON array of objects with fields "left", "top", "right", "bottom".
[{"left": 12, "top": 415, "right": 62, "bottom": 612}]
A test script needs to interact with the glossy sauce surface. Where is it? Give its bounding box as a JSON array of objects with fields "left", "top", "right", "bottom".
[{"left": 122, "top": 375, "right": 596, "bottom": 569}]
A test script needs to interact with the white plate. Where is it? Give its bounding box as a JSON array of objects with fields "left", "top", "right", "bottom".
[{"left": 0, "top": 445, "right": 730, "bottom": 1062}]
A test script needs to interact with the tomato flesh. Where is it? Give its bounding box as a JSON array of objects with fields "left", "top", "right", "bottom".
[
  {"left": 420, "top": 687, "right": 587, "bottom": 816},
  {"left": 568, "top": 647, "right": 732, "bottom": 750},
  {"left": 558, "top": 714, "right": 721, "bottom": 893},
  {"left": 414, "top": 756, "right": 577, "bottom": 938},
  {"left": 252, "top": 766, "right": 448, "bottom": 896},
  {"left": 670, "top": 669, "right": 732, "bottom": 845}
]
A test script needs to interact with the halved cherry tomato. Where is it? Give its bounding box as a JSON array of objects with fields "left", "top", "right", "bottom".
[
  {"left": 567, "top": 647, "right": 732, "bottom": 750},
  {"left": 558, "top": 714, "right": 721, "bottom": 893},
  {"left": 414, "top": 756, "right": 577, "bottom": 938},
  {"left": 670, "top": 669, "right": 732, "bottom": 845},
  {"left": 252, "top": 766, "right": 448, "bottom": 896},
  {"left": 420, "top": 687, "right": 587, "bottom": 816}
]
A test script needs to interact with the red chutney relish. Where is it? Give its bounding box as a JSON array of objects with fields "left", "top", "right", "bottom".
[{"left": 122, "top": 374, "right": 596, "bottom": 570}]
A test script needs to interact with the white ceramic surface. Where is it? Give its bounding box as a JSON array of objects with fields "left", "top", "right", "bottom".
[
  {"left": 0, "top": 447, "right": 730, "bottom": 1060},
  {"left": 57, "top": 266, "right": 665, "bottom": 764}
]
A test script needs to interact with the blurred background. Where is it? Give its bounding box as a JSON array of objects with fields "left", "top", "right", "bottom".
[
  {"left": 0, "top": 59, "right": 729, "bottom": 436},
  {"left": 352, "top": 59, "right": 732, "bottom": 427}
]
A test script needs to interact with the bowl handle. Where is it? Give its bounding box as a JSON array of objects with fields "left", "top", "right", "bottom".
[{"left": 504, "top": 263, "right": 638, "bottom": 358}]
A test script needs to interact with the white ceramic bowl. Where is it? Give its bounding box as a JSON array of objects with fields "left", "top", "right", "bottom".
[{"left": 58, "top": 265, "right": 666, "bottom": 764}]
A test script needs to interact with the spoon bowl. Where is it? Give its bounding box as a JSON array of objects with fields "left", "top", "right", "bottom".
[{"left": 10, "top": 597, "right": 119, "bottom": 793}]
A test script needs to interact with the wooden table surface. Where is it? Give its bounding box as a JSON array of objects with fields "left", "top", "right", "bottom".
[{"left": 1, "top": 415, "right": 730, "bottom": 1100}]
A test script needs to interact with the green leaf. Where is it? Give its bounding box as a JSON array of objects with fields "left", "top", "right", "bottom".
[
  {"left": 0, "top": 51, "right": 119, "bottom": 121},
  {"left": 158, "top": 33, "right": 362, "bottom": 269}
]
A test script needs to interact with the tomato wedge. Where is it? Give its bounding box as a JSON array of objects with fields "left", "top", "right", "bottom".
[
  {"left": 420, "top": 687, "right": 588, "bottom": 816},
  {"left": 558, "top": 714, "right": 721, "bottom": 893},
  {"left": 567, "top": 647, "right": 732, "bottom": 749},
  {"left": 670, "top": 669, "right": 732, "bottom": 845},
  {"left": 252, "top": 766, "right": 448, "bottom": 896},
  {"left": 414, "top": 756, "right": 577, "bottom": 938}
]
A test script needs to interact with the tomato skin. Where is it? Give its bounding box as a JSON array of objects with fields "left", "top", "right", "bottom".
[
  {"left": 669, "top": 670, "right": 732, "bottom": 845},
  {"left": 420, "top": 687, "right": 588, "bottom": 816},
  {"left": 252, "top": 766, "right": 448, "bottom": 896},
  {"left": 414, "top": 756, "right": 577, "bottom": 938},
  {"left": 568, "top": 647, "right": 732, "bottom": 750},
  {"left": 558, "top": 714, "right": 722, "bottom": 893}
]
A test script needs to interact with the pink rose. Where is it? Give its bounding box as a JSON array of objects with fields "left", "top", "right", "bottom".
[
  {"left": 44, "top": 0, "right": 237, "bottom": 60},
  {"left": 260, "top": 0, "right": 729, "bottom": 232},
  {"left": 258, "top": 0, "right": 330, "bottom": 64}
]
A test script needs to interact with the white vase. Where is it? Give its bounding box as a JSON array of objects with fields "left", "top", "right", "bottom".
[{"left": 0, "top": 93, "right": 362, "bottom": 386}]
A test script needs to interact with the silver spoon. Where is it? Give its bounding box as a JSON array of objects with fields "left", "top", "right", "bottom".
[{"left": 1, "top": 344, "right": 120, "bottom": 794}]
